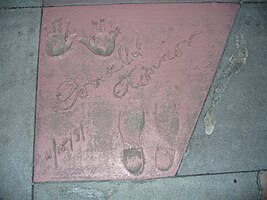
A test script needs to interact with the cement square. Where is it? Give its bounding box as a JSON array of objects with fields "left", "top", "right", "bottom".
[{"left": 34, "top": 3, "right": 238, "bottom": 182}]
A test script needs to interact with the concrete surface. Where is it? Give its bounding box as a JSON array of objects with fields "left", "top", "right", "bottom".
[
  {"left": 34, "top": 3, "right": 238, "bottom": 182},
  {"left": 0, "top": 2, "right": 266, "bottom": 200},
  {"left": 0, "top": 0, "right": 41, "bottom": 8},
  {"left": 0, "top": 8, "right": 41, "bottom": 200},
  {"left": 34, "top": 172, "right": 261, "bottom": 200},
  {"left": 178, "top": 3, "right": 267, "bottom": 176}
]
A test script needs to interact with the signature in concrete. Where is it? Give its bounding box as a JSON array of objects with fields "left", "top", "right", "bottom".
[
  {"left": 53, "top": 79, "right": 92, "bottom": 112},
  {"left": 53, "top": 32, "right": 201, "bottom": 112},
  {"left": 113, "top": 32, "right": 201, "bottom": 99},
  {"left": 52, "top": 37, "right": 141, "bottom": 112}
]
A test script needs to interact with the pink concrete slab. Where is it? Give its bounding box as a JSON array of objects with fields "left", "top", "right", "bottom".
[
  {"left": 34, "top": 3, "right": 239, "bottom": 182},
  {"left": 260, "top": 171, "right": 267, "bottom": 199}
]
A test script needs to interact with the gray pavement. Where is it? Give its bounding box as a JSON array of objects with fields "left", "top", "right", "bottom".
[
  {"left": 34, "top": 172, "right": 261, "bottom": 200},
  {"left": 0, "top": 2, "right": 266, "bottom": 200},
  {"left": 178, "top": 3, "right": 267, "bottom": 176},
  {"left": 0, "top": 8, "right": 41, "bottom": 200},
  {"left": 0, "top": 0, "right": 41, "bottom": 8}
]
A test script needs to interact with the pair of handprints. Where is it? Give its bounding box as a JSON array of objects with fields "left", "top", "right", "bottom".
[
  {"left": 52, "top": 39, "right": 142, "bottom": 112},
  {"left": 45, "top": 17, "right": 120, "bottom": 57}
]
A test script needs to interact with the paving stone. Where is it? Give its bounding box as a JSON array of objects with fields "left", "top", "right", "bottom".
[
  {"left": 34, "top": 172, "right": 261, "bottom": 200},
  {"left": 0, "top": 0, "right": 41, "bottom": 8},
  {"left": 0, "top": 8, "right": 41, "bottom": 200},
  {"left": 179, "top": 3, "right": 267, "bottom": 175},
  {"left": 34, "top": 3, "right": 238, "bottom": 182}
]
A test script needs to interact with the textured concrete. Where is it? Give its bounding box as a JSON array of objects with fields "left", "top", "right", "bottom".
[
  {"left": 0, "top": 2, "right": 266, "bottom": 200},
  {"left": 34, "top": 172, "right": 261, "bottom": 200},
  {"left": 0, "top": 8, "right": 41, "bottom": 200},
  {"left": 0, "top": 0, "right": 41, "bottom": 8},
  {"left": 179, "top": 4, "right": 267, "bottom": 175},
  {"left": 34, "top": 3, "right": 237, "bottom": 182}
]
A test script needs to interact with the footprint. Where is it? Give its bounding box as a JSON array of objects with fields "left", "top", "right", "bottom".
[
  {"left": 155, "top": 146, "right": 175, "bottom": 171},
  {"left": 122, "top": 147, "right": 144, "bottom": 175},
  {"left": 154, "top": 100, "right": 179, "bottom": 171},
  {"left": 90, "top": 98, "right": 114, "bottom": 152},
  {"left": 204, "top": 107, "right": 216, "bottom": 135},
  {"left": 79, "top": 19, "right": 120, "bottom": 57},
  {"left": 155, "top": 101, "right": 179, "bottom": 144},
  {"left": 46, "top": 17, "right": 77, "bottom": 56},
  {"left": 119, "top": 99, "right": 145, "bottom": 175}
]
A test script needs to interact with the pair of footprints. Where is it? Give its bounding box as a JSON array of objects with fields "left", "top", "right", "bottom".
[
  {"left": 119, "top": 99, "right": 179, "bottom": 175},
  {"left": 46, "top": 18, "right": 120, "bottom": 57}
]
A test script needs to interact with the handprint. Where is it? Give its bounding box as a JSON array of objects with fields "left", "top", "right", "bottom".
[
  {"left": 79, "top": 19, "right": 120, "bottom": 57},
  {"left": 46, "top": 17, "right": 77, "bottom": 57}
]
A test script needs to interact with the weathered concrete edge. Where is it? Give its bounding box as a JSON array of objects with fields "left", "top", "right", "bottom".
[
  {"left": 1, "top": 1, "right": 267, "bottom": 9},
  {"left": 33, "top": 171, "right": 262, "bottom": 200}
]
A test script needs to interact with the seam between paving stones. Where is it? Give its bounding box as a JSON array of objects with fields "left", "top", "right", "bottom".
[
  {"left": 32, "top": 169, "right": 267, "bottom": 186},
  {"left": 177, "top": 169, "right": 267, "bottom": 178},
  {"left": 0, "top": 0, "right": 267, "bottom": 10},
  {"left": 42, "top": 2, "right": 240, "bottom": 7},
  {"left": 40, "top": 1, "right": 267, "bottom": 7},
  {"left": 0, "top": 2, "right": 267, "bottom": 10},
  {"left": 31, "top": 7, "right": 44, "bottom": 200},
  {"left": 240, "top": 1, "right": 267, "bottom": 4},
  {"left": 0, "top": 6, "right": 42, "bottom": 10},
  {"left": 41, "top": 2, "right": 243, "bottom": 8}
]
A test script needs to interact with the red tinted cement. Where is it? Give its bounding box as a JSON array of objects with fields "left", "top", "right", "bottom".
[
  {"left": 260, "top": 171, "right": 267, "bottom": 200},
  {"left": 34, "top": 3, "right": 239, "bottom": 182}
]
